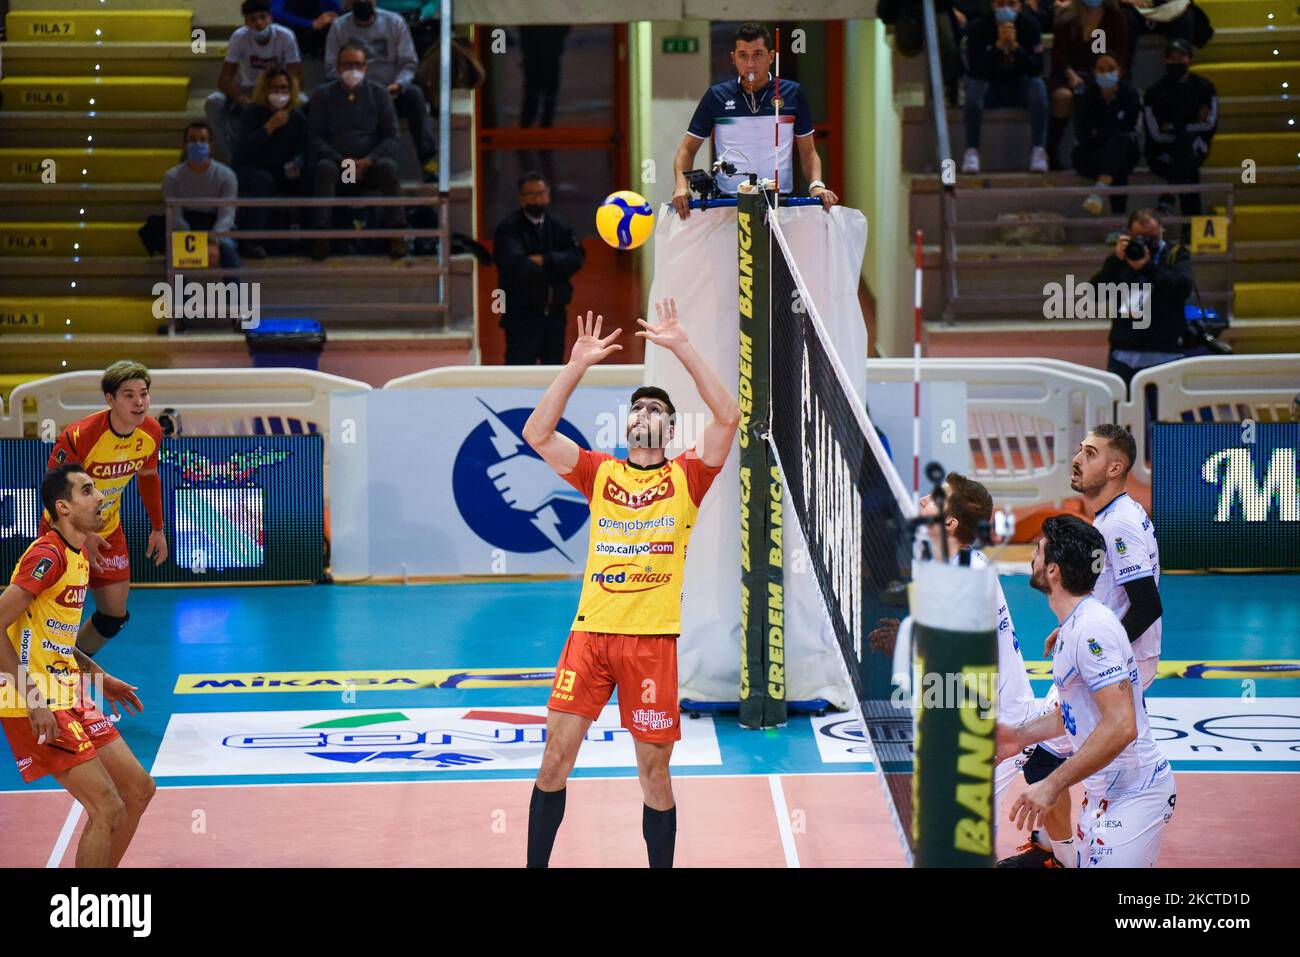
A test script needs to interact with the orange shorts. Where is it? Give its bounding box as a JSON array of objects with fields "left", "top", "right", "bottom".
[
  {"left": 549, "top": 631, "right": 680, "bottom": 743},
  {"left": 89, "top": 526, "right": 131, "bottom": 589},
  {"left": 1, "top": 703, "right": 121, "bottom": 783}
]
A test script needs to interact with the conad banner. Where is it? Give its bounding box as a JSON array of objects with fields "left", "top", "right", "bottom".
[{"left": 645, "top": 203, "right": 870, "bottom": 708}]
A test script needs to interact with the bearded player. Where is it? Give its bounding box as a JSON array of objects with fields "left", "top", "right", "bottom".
[
  {"left": 1000, "top": 424, "right": 1163, "bottom": 866},
  {"left": 0, "top": 466, "right": 156, "bottom": 867},
  {"left": 45, "top": 360, "right": 168, "bottom": 658},
  {"left": 997, "top": 516, "right": 1174, "bottom": 868},
  {"left": 522, "top": 299, "right": 740, "bottom": 868}
]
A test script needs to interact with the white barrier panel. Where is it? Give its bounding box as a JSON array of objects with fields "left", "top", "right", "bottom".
[
  {"left": 866, "top": 358, "right": 1125, "bottom": 505},
  {"left": 1123, "top": 354, "right": 1300, "bottom": 484},
  {"left": 329, "top": 385, "right": 637, "bottom": 580},
  {"left": 1, "top": 368, "right": 371, "bottom": 439},
  {"left": 385, "top": 366, "right": 642, "bottom": 390}
]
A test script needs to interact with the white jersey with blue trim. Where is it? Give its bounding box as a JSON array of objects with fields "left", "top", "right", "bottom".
[
  {"left": 1091, "top": 492, "right": 1161, "bottom": 661},
  {"left": 1054, "top": 597, "right": 1165, "bottom": 793},
  {"left": 957, "top": 549, "right": 1037, "bottom": 725},
  {"left": 685, "top": 75, "right": 815, "bottom": 194}
]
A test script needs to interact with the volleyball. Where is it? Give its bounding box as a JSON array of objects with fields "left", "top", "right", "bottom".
[{"left": 596, "top": 189, "right": 654, "bottom": 250}]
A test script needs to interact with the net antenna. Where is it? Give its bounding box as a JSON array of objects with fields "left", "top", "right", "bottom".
[{"left": 773, "top": 27, "right": 781, "bottom": 207}]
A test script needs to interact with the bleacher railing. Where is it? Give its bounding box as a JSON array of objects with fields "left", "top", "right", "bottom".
[
  {"left": 942, "top": 182, "right": 1237, "bottom": 322},
  {"left": 163, "top": 193, "right": 450, "bottom": 332},
  {"left": 921, "top": 0, "right": 958, "bottom": 306}
]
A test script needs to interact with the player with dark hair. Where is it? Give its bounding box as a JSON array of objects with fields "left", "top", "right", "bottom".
[
  {"left": 45, "top": 361, "right": 168, "bottom": 658},
  {"left": 997, "top": 515, "right": 1175, "bottom": 868},
  {"left": 1000, "top": 423, "right": 1165, "bottom": 866},
  {"left": 0, "top": 466, "right": 155, "bottom": 867},
  {"left": 522, "top": 298, "right": 740, "bottom": 868}
]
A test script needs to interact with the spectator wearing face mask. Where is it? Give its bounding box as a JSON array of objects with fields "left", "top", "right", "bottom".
[
  {"left": 1143, "top": 38, "right": 1218, "bottom": 220},
  {"left": 325, "top": 0, "right": 438, "bottom": 181},
  {"left": 163, "top": 122, "right": 241, "bottom": 271},
  {"left": 1047, "top": 0, "right": 1129, "bottom": 170},
  {"left": 207, "top": 0, "right": 304, "bottom": 163},
  {"left": 1119, "top": 0, "right": 1198, "bottom": 76},
  {"left": 307, "top": 40, "right": 406, "bottom": 260},
  {"left": 233, "top": 67, "right": 309, "bottom": 259},
  {"left": 961, "top": 0, "right": 1050, "bottom": 174},
  {"left": 271, "top": 0, "right": 340, "bottom": 59},
  {"left": 1072, "top": 53, "right": 1141, "bottom": 215}
]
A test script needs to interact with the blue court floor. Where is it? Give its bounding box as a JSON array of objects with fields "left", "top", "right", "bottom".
[{"left": 3, "top": 573, "right": 1297, "bottom": 794}]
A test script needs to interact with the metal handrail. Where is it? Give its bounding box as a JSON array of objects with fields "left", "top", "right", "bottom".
[{"left": 920, "top": 0, "right": 958, "bottom": 315}]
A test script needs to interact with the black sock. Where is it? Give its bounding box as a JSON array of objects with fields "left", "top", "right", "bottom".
[
  {"left": 1047, "top": 116, "right": 1068, "bottom": 165},
  {"left": 526, "top": 785, "right": 566, "bottom": 868},
  {"left": 642, "top": 804, "right": 677, "bottom": 868}
]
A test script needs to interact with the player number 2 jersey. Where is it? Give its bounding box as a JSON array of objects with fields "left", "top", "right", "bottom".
[
  {"left": 2, "top": 532, "right": 88, "bottom": 717},
  {"left": 562, "top": 448, "right": 723, "bottom": 635},
  {"left": 48, "top": 409, "right": 162, "bottom": 537}
]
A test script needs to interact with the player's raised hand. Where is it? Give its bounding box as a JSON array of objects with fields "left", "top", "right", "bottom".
[
  {"left": 636, "top": 298, "right": 690, "bottom": 353},
  {"left": 569, "top": 310, "right": 623, "bottom": 368}
]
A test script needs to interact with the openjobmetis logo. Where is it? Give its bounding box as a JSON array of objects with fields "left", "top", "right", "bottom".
[{"left": 49, "top": 887, "right": 151, "bottom": 937}]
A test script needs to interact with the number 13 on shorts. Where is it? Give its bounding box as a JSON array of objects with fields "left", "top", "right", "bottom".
[{"left": 552, "top": 668, "right": 577, "bottom": 702}]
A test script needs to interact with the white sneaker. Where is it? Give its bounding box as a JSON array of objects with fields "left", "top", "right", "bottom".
[
  {"left": 1082, "top": 192, "right": 1104, "bottom": 215},
  {"left": 961, "top": 148, "right": 980, "bottom": 174},
  {"left": 1029, "top": 147, "right": 1049, "bottom": 173}
]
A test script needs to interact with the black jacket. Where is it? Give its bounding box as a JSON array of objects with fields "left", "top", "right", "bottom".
[
  {"left": 1092, "top": 242, "right": 1195, "bottom": 353},
  {"left": 1143, "top": 70, "right": 1218, "bottom": 157},
  {"left": 966, "top": 11, "right": 1044, "bottom": 82},
  {"left": 233, "top": 104, "right": 308, "bottom": 178},
  {"left": 493, "top": 209, "right": 585, "bottom": 319},
  {"left": 1074, "top": 80, "right": 1141, "bottom": 149}
]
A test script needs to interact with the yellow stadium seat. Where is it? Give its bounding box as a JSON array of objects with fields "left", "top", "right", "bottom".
[
  {"left": 0, "top": 148, "right": 178, "bottom": 184},
  {"left": 1193, "top": 61, "right": 1299, "bottom": 97},
  {"left": 0, "top": 76, "right": 190, "bottom": 113},
  {"left": 0, "top": 297, "right": 161, "bottom": 336},
  {"left": 1213, "top": 204, "right": 1300, "bottom": 242},
  {"left": 4, "top": 10, "right": 192, "bottom": 43},
  {"left": 1233, "top": 281, "right": 1300, "bottom": 317},
  {"left": 1206, "top": 132, "right": 1300, "bottom": 167},
  {"left": 0, "top": 222, "right": 146, "bottom": 257},
  {"left": 1196, "top": 1, "right": 1300, "bottom": 30}
]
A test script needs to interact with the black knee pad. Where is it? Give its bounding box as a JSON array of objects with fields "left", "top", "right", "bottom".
[
  {"left": 91, "top": 610, "right": 130, "bottom": 639},
  {"left": 1022, "top": 744, "right": 1068, "bottom": 784}
]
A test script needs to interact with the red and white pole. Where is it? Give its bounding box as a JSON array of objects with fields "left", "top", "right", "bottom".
[
  {"left": 913, "top": 229, "right": 924, "bottom": 503},
  {"left": 773, "top": 28, "right": 781, "bottom": 199}
]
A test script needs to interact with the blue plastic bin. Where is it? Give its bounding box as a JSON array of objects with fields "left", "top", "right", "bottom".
[{"left": 245, "top": 318, "right": 326, "bottom": 370}]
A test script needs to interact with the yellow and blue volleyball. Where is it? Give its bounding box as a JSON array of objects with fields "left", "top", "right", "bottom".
[{"left": 596, "top": 190, "right": 654, "bottom": 250}]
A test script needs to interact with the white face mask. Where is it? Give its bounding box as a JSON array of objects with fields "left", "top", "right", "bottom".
[
  {"left": 268, "top": 92, "right": 290, "bottom": 109},
  {"left": 341, "top": 69, "right": 365, "bottom": 90}
]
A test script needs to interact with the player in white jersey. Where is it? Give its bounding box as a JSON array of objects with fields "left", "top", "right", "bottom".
[
  {"left": 997, "top": 515, "right": 1176, "bottom": 868},
  {"left": 1000, "top": 424, "right": 1166, "bottom": 867},
  {"left": 883, "top": 474, "right": 1038, "bottom": 808}
]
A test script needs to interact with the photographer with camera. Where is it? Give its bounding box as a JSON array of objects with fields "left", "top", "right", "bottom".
[{"left": 1093, "top": 206, "right": 1216, "bottom": 390}]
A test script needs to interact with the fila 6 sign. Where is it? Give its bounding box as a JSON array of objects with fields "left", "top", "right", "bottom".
[{"left": 1153, "top": 423, "right": 1299, "bottom": 570}]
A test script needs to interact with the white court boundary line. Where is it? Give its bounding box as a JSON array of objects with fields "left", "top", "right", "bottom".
[
  {"left": 768, "top": 774, "right": 801, "bottom": 868},
  {"left": 46, "top": 801, "right": 82, "bottom": 868}
]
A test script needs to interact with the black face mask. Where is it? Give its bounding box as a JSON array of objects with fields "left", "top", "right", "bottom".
[
  {"left": 1165, "top": 62, "right": 1189, "bottom": 81},
  {"left": 352, "top": 1, "right": 375, "bottom": 22},
  {"left": 524, "top": 203, "right": 547, "bottom": 218}
]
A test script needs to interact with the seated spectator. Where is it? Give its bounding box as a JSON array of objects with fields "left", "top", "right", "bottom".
[
  {"left": 271, "top": 0, "right": 339, "bottom": 60},
  {"left": 233, "top": 67, "right": 309, "bottom": 259},
  {"left": 1072, "top": 53, "right": 1141, "bottom": 215},
  {"left": 1092, "top": 206, "right": 1194, "bottom": 387},
  {"left": 207, "top": 0, "right": 303, "bottom": 162},
  {"left": 1047, "top": 0, "right": 1129, "bottom": 170},
  {"left": 1119, "top": 0, "right": 1198, "bottom": 76},
  {"left": 1020, "top": 0, "right": 1061, "bottom": 32},
  {"left": 961, "top": 0, "right": 1049, "bottom": 174},
  {"left": 377, "top": 0, "right": 441, "bottom": 59},
  {"left": 1144, "top": 38, "right": 1217, "bottom": 221},
  {"left": 308, "top": 40, "right": 406, "bottom": 260},
  {"left": 326, "top": 0, "right": 438, "bottom": 181},
  {"left": 163, "top": 122, "right": 240, "bottom": 271},
  {"left": 878, "top": 0, "right": 965, "bottom": 105}
]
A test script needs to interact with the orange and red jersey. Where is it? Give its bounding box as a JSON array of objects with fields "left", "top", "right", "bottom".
[
  {"left": 47, "top": 410, "right": 163, "bottom": 536},
  {"left": 561, "top": 448, "right": 722, "bottom": 636},
  {"left": 1, "top": 531, "right": 89, "bottom": 717}
]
